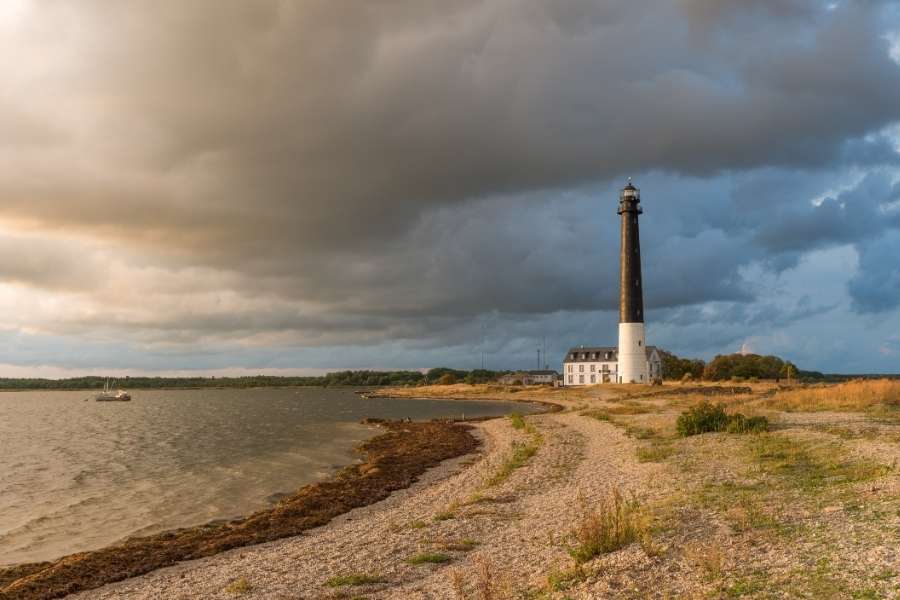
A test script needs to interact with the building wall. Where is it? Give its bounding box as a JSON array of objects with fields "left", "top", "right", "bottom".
[
  {"left": 563, "top": 362, "right": 618, "bottom": 386},
  {"left": 563, "top": 353, "right": 662, "bottom": 386}
]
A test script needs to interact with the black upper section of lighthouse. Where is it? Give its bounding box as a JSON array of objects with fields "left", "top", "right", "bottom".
[{"left": 618, "top": 181, "right": 644, "bottom": 323}]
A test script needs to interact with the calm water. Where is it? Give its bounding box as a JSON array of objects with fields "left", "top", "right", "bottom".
[{"left": 0, "top": 388, "right": 532, "bottom": 565}]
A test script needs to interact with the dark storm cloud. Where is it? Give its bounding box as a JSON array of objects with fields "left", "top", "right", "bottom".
[
  {"left": 848, "top": 231, "right": 900, "bottom": 313},
  {"left": 0, "top": 0, "right": 899, "bottom": 366}
]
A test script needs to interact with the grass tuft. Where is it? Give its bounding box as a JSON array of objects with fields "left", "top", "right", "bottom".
[
  {"left": 636, "top": 443, "right": 676, "bottom": 462},
  {"left": 407, "top": 552, "right": 452, "bottom": 565},
  {"left": 225, "top": 577, "right": 253, "bottom": 594},
  {"left": 509, "top": 412, "right": 527, "bottom": 430},
  {"left": 567, "top": 488, "right": 645, "bottom": 563},
  {"left": 324, "top": 574, "right": 386, "bottom": 587}
]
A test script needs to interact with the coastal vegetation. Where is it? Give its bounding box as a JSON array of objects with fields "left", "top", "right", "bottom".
[
  {"left": 324, "top": 574, "right": 386, "bottom": 587},
  {"left": 567, "top": 488, "right": 645, "bottom": 564},
  {"left": 675, "top": 401, "right": 769, "bottom": 436},
  {"left": 763, "top": 378, "right": 900, "bottom": 412},
  {"left": 407, "top": 552, "right": 452, "bottom": 565}
]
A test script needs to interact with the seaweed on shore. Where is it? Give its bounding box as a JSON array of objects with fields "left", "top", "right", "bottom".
[{"left": 0, "top": 420, "right": 478, "bottom": 600}]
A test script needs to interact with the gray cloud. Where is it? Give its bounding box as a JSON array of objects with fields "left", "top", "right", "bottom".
[{"left": 0, "top": 0, "right": 898, "bottom": 372}]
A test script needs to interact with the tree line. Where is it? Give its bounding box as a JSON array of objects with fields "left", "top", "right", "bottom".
[
  {"left": 0, "top": 368, "right": 508, "bottom": 390},
  {"left": 660, "top": 350, "right": 805, "bottom": 381}
]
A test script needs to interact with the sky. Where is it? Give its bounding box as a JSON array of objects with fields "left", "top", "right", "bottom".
[{"left": 1, "top": 0, "right": 900, "bottom": 376}]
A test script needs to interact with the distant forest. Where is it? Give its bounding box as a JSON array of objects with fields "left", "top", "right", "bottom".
[
  {"left": 0, "top": 361, "right": 893, "bottom": 391},
  {"left": 0, "top": 368, "right": 505, "bottom": 390},
  {"left": 661, "top": 351, "right": 897, "bottom": 382}
]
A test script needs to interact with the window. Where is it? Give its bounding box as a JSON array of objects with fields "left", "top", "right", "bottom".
[
  {"left": 605, "top": 352, "right": 611, "bottom": 359},
  {"left": 578, "top": 365, "right": 584, "bottom": 373},
  {"left": 638, "top": 340, "right": 642, "bottom": 346},
  {"left": 581, "top": 353, "right": 587, "bottom": 360},
  {"left": 591, "top": 352, "right": 596, "bottom": 359},
  {"left": 579, "top": 375, "right": 584, "bottom": 384},
  {"left": 567, "top": 365, "right": 572, "bottom": 373},
  {"left": 590, "top": 374, "right": 596, "bottom": 383},
  {"left": 590, "top": 364, "right": 595, "bottom": 372},
  {"left": 568, "top": 375, "right": 573, "bottom": 384}
]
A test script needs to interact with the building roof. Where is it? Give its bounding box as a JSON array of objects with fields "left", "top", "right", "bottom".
[
  {"left": 527, "top": 370, "right": 558, "bottom": 375},
  {"left": 563, "top": 346, "right": 660, "bottom": 362}
]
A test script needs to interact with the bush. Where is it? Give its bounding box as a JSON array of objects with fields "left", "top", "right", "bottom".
[
  {"left": 676, "top": 402, "right": 769, "bottom": 436},
  {"left": 437, "top": 373, "right": 457, "bottom": 385},
  {"left": 676, "top": 402, "right": 731, "bottom": 436}
]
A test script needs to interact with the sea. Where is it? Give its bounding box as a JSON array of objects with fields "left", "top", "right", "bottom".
[{"left": 0, "top": 387, "right": 531, "bottom": 565}]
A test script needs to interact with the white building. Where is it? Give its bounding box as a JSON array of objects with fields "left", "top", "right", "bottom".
[{"left": 562, "top": 345, "right": 662, "bottom": 386}]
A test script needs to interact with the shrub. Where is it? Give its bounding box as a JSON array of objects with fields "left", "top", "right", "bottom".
[
  {"left": 676, "top": 402, "right": 768, "bottom": 436},
  {"left": 676, "top": 402, "right": 730, "bottom": 436},
  {"left": 437, "top": 373, "right": 457, "bottom": 385},
  {"left": 509, "top": 413, "right": 526, "bottom": 430}
]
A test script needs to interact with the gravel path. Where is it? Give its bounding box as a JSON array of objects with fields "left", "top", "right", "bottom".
[{"left": 71, "top": 409, "right": 663, "bottom": 599}]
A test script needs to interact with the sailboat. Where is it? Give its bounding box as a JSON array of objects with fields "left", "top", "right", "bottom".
[{"left": 94, "top": 379, "right": 131, "bottom": 402}]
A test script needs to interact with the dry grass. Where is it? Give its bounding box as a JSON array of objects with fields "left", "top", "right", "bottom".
[
  {"left": 684, "top": 543, "right": 725, "bottom": 582},
  {"left": 764, "top": 379, "right": 900, "bottom": 412},
  {"left": 448, "top": 557, "right": 512, "bottom": 600},
  {"left": 224, "top": 577, "right": 253, "bottom": 594},
  {"left": 568, "top": 488, "right": 646, "bottom": 564}
]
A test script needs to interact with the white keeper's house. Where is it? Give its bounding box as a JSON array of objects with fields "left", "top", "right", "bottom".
[{"left": 563, "top": 345, "right": 662, "bottom": 386}]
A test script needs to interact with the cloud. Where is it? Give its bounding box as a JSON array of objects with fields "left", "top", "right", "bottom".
[{"left": 0, "top": 0, "right": 898, "bottom": 372}]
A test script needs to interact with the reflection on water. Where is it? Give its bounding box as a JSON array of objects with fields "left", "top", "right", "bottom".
[{"left": 0, "top": 387, "right": 531, "bottom": 565}]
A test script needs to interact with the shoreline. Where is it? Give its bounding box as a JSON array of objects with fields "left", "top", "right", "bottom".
[
  {"left": 360, "top": 390, "right": 565, "bottom": 416},
  {"left": 0, "top": 419, "right": 480, "bottom": 600}
]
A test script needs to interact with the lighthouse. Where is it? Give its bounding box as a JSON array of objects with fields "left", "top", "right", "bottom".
[{"left": 617, "top": 179, "right": 650, "bottom": 383}]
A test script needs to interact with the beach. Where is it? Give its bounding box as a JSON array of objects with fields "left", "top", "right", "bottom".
[{"left": 5, "top": 382, "right": 899, "bottom": 598}]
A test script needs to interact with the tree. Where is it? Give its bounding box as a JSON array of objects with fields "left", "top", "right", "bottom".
[
  {"left": 437, "top": 373, "right": 457, "bottom": 385},
  {"left": 703, "top": 353, "right": 797, "bottom": 381},
  {"left": 659, "top": 350, "right": 706, "bottom": 380}
]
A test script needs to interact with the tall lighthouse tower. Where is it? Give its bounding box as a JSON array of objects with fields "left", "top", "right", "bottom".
[{"left": 617, "top": 180, "right": 649, "bottom": 383}]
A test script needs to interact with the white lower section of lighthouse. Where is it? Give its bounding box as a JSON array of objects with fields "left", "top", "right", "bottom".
[{"left": 617, "top": 322, "right": 649, "bottom": 383}]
